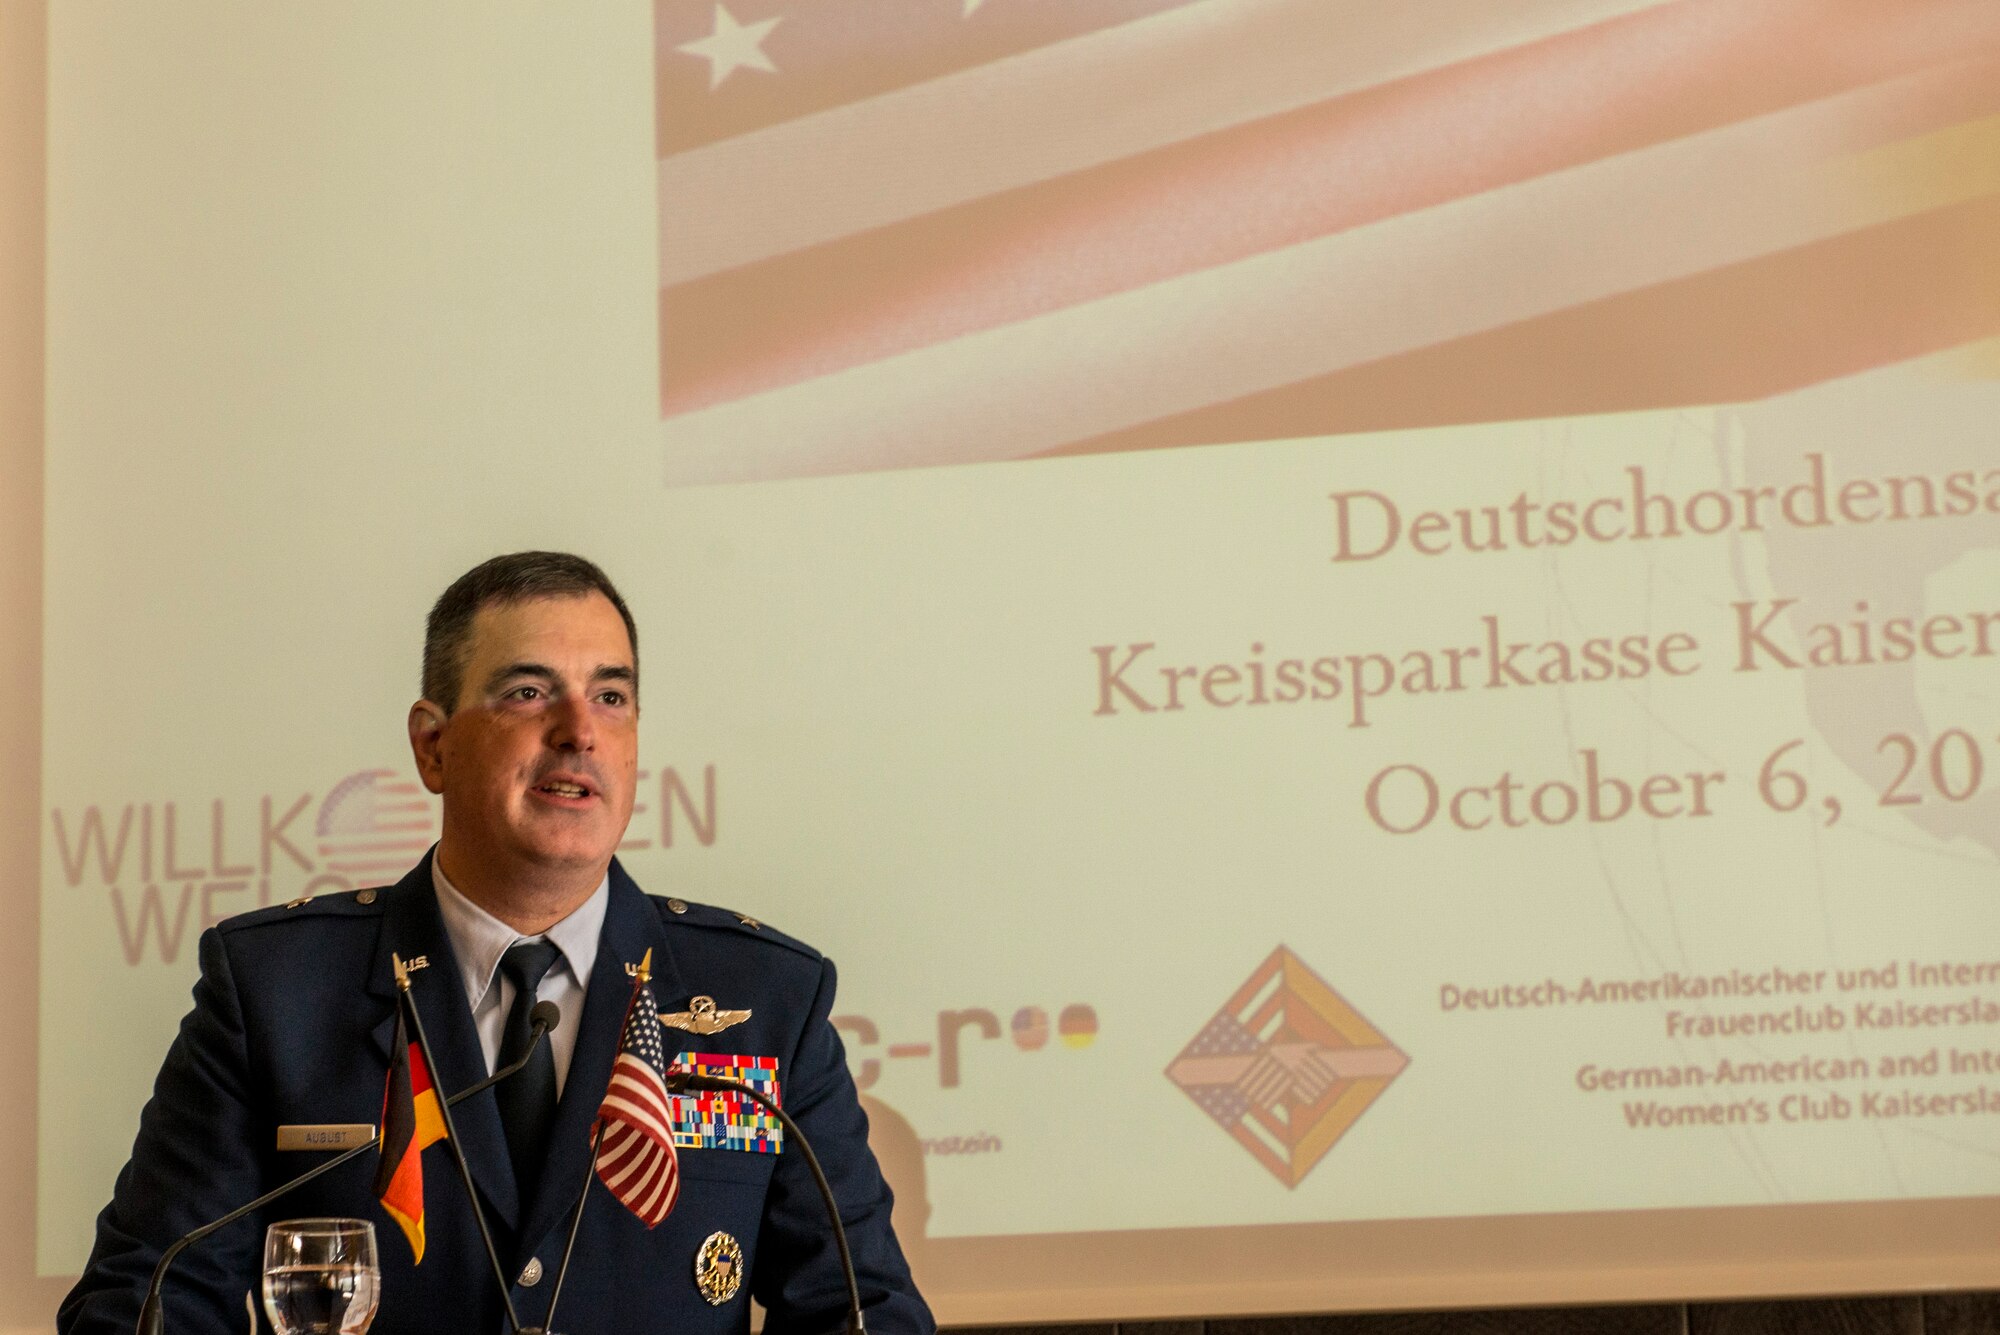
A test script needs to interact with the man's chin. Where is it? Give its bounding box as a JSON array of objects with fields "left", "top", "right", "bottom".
[
  {"left": 444, "top": 811, "right": 629, "bottom": 880},
  {"left": 510, "top": 806, "right": 625, "bottom": 851},
  {"left": 488, "top": 827, "right": 622, "bottom": 879},
  {"left": 521, "top": 841, "right": 619, "bottom": 874}
]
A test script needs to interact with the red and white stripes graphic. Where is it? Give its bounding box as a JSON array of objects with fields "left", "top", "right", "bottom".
[
  {"left": 654, "top": 0, "right": 2000, "bottom": 483},
  {"left": 315, "top": 770, "right": 434, "bottom": 879}
]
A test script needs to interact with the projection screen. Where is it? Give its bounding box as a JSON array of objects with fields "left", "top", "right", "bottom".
[{"left": 15, "top": 0, "right": 2000, "bottom": 1325}]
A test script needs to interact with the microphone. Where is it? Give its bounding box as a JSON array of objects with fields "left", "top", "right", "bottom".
[
  {"left": 447, "top": 1001, "right": 561, "bottom": 1104},
  {"left": 134, "top": 1003, "right": 563, "bottom": 1335}
]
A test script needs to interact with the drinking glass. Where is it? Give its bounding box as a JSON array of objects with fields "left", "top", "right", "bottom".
[{"left": 261, "top": 1218, "right": 379, "bottom": 1335}]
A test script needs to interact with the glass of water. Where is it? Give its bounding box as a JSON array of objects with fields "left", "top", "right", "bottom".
[{"left": 262, "top": 1218, "right": 379, "bottom": 1335}]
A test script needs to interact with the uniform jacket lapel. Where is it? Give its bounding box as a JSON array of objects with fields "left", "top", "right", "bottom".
[
  {"left": 516, "top": 859, "right": 680, "bottom": 1256},
  {"left": 365, "top": 853, "right": 523, "bottom": 1228}
]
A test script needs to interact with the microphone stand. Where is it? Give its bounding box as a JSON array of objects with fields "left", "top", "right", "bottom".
[
  {"left": 536, "top": 1071, "right": 866, "bottom": 1335},
  {"left": 532, "top": 1123, "right": 604, "bottom": 1335},
  {"left": 134, "top": 969, "right": 558, "bottom": 1335}
]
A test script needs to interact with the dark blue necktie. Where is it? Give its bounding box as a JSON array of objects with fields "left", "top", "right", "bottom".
[{"left": 493, "top": 939, "right": 562, "bottom": 1199}]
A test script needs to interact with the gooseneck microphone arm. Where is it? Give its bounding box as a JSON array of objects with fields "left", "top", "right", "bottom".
[
  {"left": 671, "top": 1072, "right": 865, "bottom": 1335},
  {"left": 568, "top": 1071, "right": 866, "bottom": 1335},
  {"left": 134, "top": 1001, "right": 561, "bottom": 1335}
]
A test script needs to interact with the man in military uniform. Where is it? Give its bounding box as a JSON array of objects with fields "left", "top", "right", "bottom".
[{"left": 60, "top": 551, "right": 932, "bottom": 1334}]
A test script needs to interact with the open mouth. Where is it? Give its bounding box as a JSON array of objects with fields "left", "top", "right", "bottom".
[{"left": 533, "top": 779, "right": 594, "bottom": 800}]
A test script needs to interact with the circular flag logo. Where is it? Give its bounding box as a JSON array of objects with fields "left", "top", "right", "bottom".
[{"left": 1010, "top": 1006, "right": 1049, "bottom": 1051}]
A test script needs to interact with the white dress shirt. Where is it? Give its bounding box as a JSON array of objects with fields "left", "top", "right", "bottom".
[{"left": 430, "top": 859, "right": 608, "bottom": 1096}]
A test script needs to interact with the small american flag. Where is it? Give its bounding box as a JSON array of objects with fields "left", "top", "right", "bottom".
[{"left": 592, "top": 972, "right": 682, "bottom": 1227}]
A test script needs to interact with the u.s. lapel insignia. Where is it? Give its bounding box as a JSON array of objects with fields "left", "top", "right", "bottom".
[
  {"left": 661, "top": 995, "right": 751, "bottom": 1035},
  {"left": 694, "top": 1230, "right": 744, "bottom": 1305}
]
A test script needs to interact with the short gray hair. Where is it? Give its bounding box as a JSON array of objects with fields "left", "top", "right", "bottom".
[{"left": 422, "top": 552, "right": 638, "bottom": 711}]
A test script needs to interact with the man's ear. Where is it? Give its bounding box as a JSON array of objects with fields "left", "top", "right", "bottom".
[{"left": 408, "top": 700, "right": 448, "bottom": 795}]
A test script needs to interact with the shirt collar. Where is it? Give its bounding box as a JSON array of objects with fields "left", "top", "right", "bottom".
[{"left": 431, "top": 856, "right": 609, "bottom": 1010}]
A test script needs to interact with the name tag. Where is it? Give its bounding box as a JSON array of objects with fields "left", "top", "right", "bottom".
[{"left": 276, "top": 1124, "right": 376, "bottom": 1152}]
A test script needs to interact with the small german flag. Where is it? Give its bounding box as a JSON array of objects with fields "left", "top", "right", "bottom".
[{"left": 374, "top": 1003, "right": 447, "bottom": 1262}]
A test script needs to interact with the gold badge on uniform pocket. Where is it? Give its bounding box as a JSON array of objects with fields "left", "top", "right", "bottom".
[{"left": 694, "top": 1230, "right": 744, "bottom": 1305}]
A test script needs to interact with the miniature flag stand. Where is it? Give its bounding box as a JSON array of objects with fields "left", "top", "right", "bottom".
[
  {"left": 390, "top": 952, "right": 530, "bottom": 1334},
  {"left": 541, "top": 948, "right": 683, "bottom": 1335}
]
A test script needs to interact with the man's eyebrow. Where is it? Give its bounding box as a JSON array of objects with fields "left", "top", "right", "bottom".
[
  {"left": 484, "top": 662, "right": 555, "bottom": 691},
  {"left": 482, "top": 662, "right": 635, "bottom": 693}
]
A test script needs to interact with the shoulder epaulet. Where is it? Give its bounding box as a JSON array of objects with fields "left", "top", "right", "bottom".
[
  {"left": 217, "top": 886, "right": 391, "bottom": 935},
  {"left": 650, "top": 895, "right": 821, "bottom": 961}
]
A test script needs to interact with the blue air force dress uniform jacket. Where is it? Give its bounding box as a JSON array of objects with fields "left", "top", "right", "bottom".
[{"left": 59, "top": 856, "right": 933, "bottom": 1335}]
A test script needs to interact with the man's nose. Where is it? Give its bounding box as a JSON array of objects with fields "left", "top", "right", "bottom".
[{"left": 547, "top": 693, "right": 596, "bottom": 750}]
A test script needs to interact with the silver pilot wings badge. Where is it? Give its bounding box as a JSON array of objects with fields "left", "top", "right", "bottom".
[{"left": 660, "top": 995, "right": 752, "bottom": 1035}]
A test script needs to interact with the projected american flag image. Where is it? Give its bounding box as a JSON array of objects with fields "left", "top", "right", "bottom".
[
  {"left": 315, "top": 770, "right": 435, "bottom": 881},
  {"left": 655, "top": 0, "right": 2000, "bottom": 484}
]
